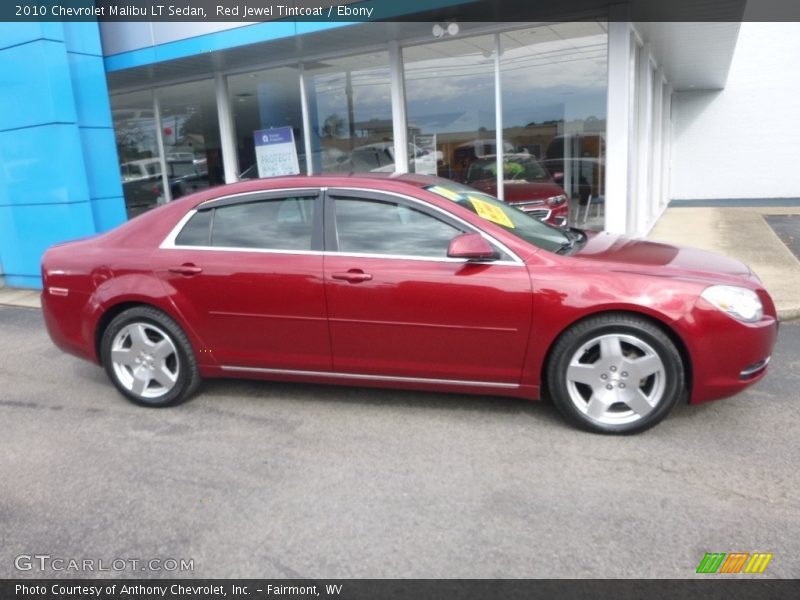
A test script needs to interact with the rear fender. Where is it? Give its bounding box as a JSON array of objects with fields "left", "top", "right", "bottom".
[{"left": 89, "top": 274, "right": 216, "bottom": 368}]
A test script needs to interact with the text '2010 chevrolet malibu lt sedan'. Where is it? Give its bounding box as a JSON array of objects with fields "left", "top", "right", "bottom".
[{"left": 41, "top": 173, "right": 777, "bottom": 434}]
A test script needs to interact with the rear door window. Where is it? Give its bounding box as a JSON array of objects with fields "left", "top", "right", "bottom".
[{"left": 174, "top": 194, "right": 318, "bottom": 251}]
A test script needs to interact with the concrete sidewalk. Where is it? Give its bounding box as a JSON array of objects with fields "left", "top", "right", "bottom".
[
  {"left": 649, "top": 206, "right": 800, "bottom": 321},
  {"left": 0, "top": 287, "right": 40, "bottom": 309},
  {"left": 1, "top": 206, "right": 798, "bottom": 319}
]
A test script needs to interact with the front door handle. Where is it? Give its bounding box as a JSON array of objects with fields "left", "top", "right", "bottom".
[
  {"left": 168, "top": 263, "right": 203, "bottom": 276},
  {"left": 332, "top": 270, "right": 373, "bottom": 283}
]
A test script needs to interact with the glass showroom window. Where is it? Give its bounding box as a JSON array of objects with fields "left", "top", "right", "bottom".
[
  {"left": 403, "top": 34, "right": 498, "bottom": 183},
  {"left": 110, "top": 90, "right": 162, "bottom": 219},
  {"left": 500, "top": 21, "right": 608, "bottom": 226},
  {"left": 157, "top": 79, "right": 226, "bottom": 200},
  {"left": 305, "top": 52, "right": 392, "bottom": 173},
  {"left": 228, "top": 67, "right": 306, "bottom": 179}
]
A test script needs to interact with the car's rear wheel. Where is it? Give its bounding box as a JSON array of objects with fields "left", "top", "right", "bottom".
[
  {"left": 546, "top": 314, "right": 684, "bottom": 434},
  {"left": 101, "top": 306, "right": 200, "bottom": 407}
]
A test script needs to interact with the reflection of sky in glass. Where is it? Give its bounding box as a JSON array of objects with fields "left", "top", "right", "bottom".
[
  {"left": 211, "top": 198, "right": 316, "bottom": 250},
  {"left": 404, "top": 35, "right": 495, "bottom": 135},
  {"left": 307, "top": 54, "right": 392, "bottom": 138},
  {"left": 502, "top": 31, "right": 607, "bottom": 125},
  {"left": 402, "top": 26, "right": 607, "bottom": 134},
  {"left": 336, "top": 199, "right": 459, "bottom": 257}
]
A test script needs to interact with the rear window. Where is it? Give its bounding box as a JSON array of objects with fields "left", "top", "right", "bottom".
[{"left": 174, "top": 196, "right": 317, "bottom": 251}]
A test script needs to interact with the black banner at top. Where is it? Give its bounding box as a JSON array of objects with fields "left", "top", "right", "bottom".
[{"left": 3, "top": 0, "right": 800, "bottom": 23}]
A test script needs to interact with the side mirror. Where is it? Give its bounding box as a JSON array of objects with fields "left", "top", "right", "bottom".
[{"left": 447, "top": 233, "right": 499, "bottom": 261}]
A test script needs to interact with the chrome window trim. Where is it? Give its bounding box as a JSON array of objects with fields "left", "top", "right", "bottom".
[
  {"left": 160, "top": 186, "right": 323, "bottom": 250},
  {"left": 160, "top": 185, "right": 526, "bottom": 267},
  {"left": 161, "top": 209, "right": 199, "bottom": 249},
  {"left": 161, "top": 222, "right": 519, "bottom": 265},
  {"left": 220, "top": 365, "right": 520, "bottom": 389},
  {"left": 324, "top": 251, "right": 520, "bottom": 265},
  {"left": 197, "top": 187, "right": 322, "bottom": 210}
]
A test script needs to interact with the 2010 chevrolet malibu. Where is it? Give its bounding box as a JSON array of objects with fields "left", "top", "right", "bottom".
[{"left": 41, "top": 174, "right": 778, "bottom": 433}]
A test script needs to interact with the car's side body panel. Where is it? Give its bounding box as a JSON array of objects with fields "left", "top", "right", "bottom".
[
  {"left": 324, "top": 255, "right": 533, "bottom": 384},
  {"left": 153, "top": 248, "right": 331, "bottom": 371}
]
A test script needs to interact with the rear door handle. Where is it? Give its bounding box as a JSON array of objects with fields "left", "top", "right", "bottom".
[
  {"left": 332, "top": 270, "right": 373, "bottom": 283},
  {"left": 168, "top": 263, "right": 203, "bottom": 276}
]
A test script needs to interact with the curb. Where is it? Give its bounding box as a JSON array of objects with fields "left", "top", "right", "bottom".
[
  {"left": 0, "top": 288, "right": 41, "bottom": 310},
  {"left": 778, "top": 307, "right": 800, "bottom": 322},
  {"left": 0, "top": 301, "right": 41, "bottom": 309}
]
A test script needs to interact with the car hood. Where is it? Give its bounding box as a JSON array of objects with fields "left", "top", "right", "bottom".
[{"left": 573, "top": 231, "right": 753, "bottom": 281}]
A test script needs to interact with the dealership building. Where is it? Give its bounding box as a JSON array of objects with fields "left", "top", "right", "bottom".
[{"left": 0, "top": 0, "right": 798, "bottom": 288}]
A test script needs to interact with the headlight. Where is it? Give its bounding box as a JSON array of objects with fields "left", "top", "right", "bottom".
[
  {"left": 547, "top": 194, "right": 568, "bottom": 207},
  {"left": 700, "top": 285, "right": 763, "bottom": 323}
]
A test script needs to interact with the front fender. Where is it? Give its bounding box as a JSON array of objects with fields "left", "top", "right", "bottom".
[{"left": 522, "top": 266, "right": 703, "bottom": 390}]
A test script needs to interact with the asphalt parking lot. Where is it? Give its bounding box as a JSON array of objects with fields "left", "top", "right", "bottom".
[{"left": 1, "top": 305, "right": 798, "bottom": 579}]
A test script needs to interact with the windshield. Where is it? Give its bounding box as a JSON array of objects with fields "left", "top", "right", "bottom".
[{"left": 425, "top": 182, "right": 571, "bottom": 253}]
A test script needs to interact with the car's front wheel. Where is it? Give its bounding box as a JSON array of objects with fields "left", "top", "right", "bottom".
[
  {"left": 547, "top": 314, "right": 685, "bottom": 434},
  {"left": 100, "top": 306, "right": 200, "bottom": 407}
]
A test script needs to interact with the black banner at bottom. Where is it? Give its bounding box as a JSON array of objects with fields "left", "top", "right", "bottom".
[{"left": 2, "top": 579, "right": 799, "bottom": 600}]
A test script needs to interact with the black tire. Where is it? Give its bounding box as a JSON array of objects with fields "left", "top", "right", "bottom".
[
  {"left": 546, "top": 313, "right": 684, "bottom": 434},
  {"left": 100, "top": 306, "right": 201, "bottom": 407}
]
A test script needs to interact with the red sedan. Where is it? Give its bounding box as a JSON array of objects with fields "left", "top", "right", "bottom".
[{"left": 41, "top": 174, "right": 777, "bottom": 434}]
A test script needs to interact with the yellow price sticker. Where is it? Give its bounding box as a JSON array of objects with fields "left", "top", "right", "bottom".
[
  {"left": 428, "top": 185, "right": 464, "bottom": 202},
  {"left": 469, "top": 196, "right": 515, "bottom": 228}
]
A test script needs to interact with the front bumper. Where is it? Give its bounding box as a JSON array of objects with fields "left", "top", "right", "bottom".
[{"left": 678, "top": 297, "right": 778, "bottom": 404}]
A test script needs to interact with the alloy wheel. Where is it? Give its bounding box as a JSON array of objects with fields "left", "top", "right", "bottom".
[
  {"left": 110, "top": 322, "right": 180, "bottom": 399},
  {"left": 564, "top": 333, "right": 666, "bottom": 426}
]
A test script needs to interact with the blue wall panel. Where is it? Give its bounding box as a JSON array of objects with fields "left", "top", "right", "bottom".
[
  {"left": 0, "top": 39, "right": 77, "bottom": 131},
  {"left": 78, "top": 128, "right": 123, "bottom": 202},
  {"left": 68, "top": 52, "right": 113, "bottom": 128},
  {"left": 0, "top": 202, "right": 96, "bottom": 287},
  {"left": 0, "top": 22, "right": 124, "bottom": 289},
  {"left": 62, "top": 22, "right": 103, "bottom": 56},
  {"left": 0, "top": 23, "right": 64, "bottom": 49},
  {"left": 64, "top": 20, "right": 126, "bottom": 236},
  {"left": 90, "top": 196, "right": 127, "bottom": 233},
  {"left": 0, "top": 124, "right": 89, "bottom": 206}
]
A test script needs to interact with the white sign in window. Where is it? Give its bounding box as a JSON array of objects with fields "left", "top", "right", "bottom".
[{"left": 254, "top": 127, "right": 300, "bottom": 178}]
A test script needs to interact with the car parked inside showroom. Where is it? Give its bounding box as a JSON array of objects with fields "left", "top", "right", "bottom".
[
  {"left": 464, "top": 154, "right": 569, "bottom": 226},
  {"left": 41, "top": 173, "right": 777, "bottom": 434}
]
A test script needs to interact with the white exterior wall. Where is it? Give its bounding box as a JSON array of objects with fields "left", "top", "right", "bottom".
[{"left": 671, "top": 23, "right": 800, "bottom": 200}]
